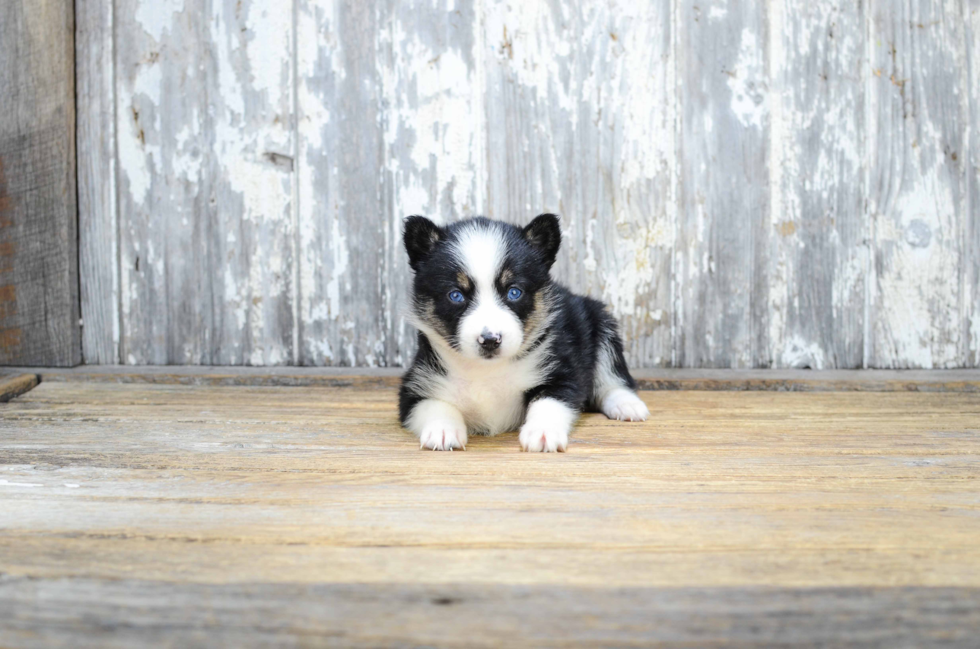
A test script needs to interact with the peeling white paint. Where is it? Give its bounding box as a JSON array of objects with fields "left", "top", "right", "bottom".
[
  {"left": 119, "top": 60, "right": 163, "bottom": 206},
  {"left": 768, "top": 0, "right": 790, "bottom": 365},
  {"left": 874, "top": 167, "right": 961, "bottom": 367},
  {"left": 134, "top": 0, "right": 185, "bottom": 42},
  {"left": 171, "top": 124, "right": 202, "bottom": 180},
  {"left": 102, "top": 0, "right": 977, "bottom": 369},
  {"left": 727, "top": 28, "right": 768, "bottom": 129},
  {"left": 117, "top": 116, "right": 156, "bottom": 206},
  {"left": 208, "top": 0, "right": 294, "bottom": 364},
  {"left": 382, "top": 10, "right": 484, "bottom": 221},
  {"left": 324, "top": 215, "right": 348, "bottom": 322},
  {"left": 618, "top": 9, "right": 669, "bottom": 192},
  {"left": 484, "top": 1, "right": 576, "bottom": 118},
  {"left": 244, "top": 4, "right": 292, "bottom": 107},
  {"left": 601, "top": 219, "right": 671, "bottom": 321},
  {"left": 867, "top": 5, "right": 968, "bottom": 369},
  {"left": 780, "top": 335, "right": 828, "bottom": 369}
]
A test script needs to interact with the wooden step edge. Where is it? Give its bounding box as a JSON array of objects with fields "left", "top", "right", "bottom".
[
  {"left": 633, "top": 376, "right": 980, "bottom": 392},
  {"left": 2, "top": 367, "right": 979, "bottom": 392}
]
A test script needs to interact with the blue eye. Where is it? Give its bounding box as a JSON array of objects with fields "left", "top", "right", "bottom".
[
  {"left": 448, "top": 290, "right": 464, "bottom": 303},
  {"left": 506, "top": 287, "right": 523, "bottom": 301}
]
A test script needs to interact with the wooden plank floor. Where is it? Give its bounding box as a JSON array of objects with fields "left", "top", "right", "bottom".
[{"left": 1, "top": 380, "right": 979, "bottom": 646}]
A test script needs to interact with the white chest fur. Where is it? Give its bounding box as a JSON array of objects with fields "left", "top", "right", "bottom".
[{"left": 428, "top": 346, "right": 549, "bottom": 436}]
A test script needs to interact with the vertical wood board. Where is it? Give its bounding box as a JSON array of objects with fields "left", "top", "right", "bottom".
[
  {"left": 0, "top": 0, "right": 80, "bottom": 366},
  {"left": 482, "top": 0, "right": 675, "bottom": 366},
  {"left": 867, "top": 0, "right": 970, "bottom": 368},
  {"left": 767, "top": 0, "right": 867, "bottom": 369},
  {"left": 378, "top": 0, "right": 486, "bottom": 367},
  {"left": 77, "top": 0, "right": 119, "bottom": 364},
  {"left": 71, "top": 0, "right": 980, "bottom": 368},
  {"left": 675, "top": 1, "right": 771, "bottom": 368},
  {"left": 965, "top": 0, "right": 979, "bottom": 367},
  {"left": 114, "top": 0, "right": 296, "bottom": 365},
  {"left": 296, "top": 0, "right": 384, "bottom": 367}
]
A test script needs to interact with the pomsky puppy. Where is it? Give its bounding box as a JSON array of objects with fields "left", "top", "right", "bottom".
[{"left": 399, "top": 213, "right": 649, "bottom": 452}]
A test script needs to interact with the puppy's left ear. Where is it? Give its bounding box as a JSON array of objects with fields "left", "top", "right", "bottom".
[{"left": 522, "top": 213, "right": 562, "bottom": 269}]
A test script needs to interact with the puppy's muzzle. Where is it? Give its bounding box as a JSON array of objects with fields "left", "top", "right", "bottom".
[{"left": 477, "top": 329, "right": 502, "bottom": 354}]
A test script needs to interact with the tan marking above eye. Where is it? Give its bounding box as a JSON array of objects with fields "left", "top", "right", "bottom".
[
  {"left": 499, "top": 269, "right": 514, "bottom": 286},
  {"left": 418, "top": 298, "right": 451, "bottom": 338},
  {"left": 456, "top": 272, "right": 472, "bottom": 291}
]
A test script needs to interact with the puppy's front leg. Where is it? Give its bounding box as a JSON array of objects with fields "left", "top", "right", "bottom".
[
  {"left": 519, "top": 397, "right": 579, "bottom": 453},
  {"left": 405, "top": 399, "right": 468, "bottom": 451}
]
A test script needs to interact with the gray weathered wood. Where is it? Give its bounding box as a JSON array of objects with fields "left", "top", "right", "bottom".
[
  {"left": 675, "top": 2, "right": 771, "bottom": 368},
  {"left": 483, "top": 0, "right": 675, "bottom": 367},
  {"left": 114, "top": 0, "right": 213, "bottom": 364},
  {"left": 297, "top": 0, "right": 386, "bottom": 366},
  {"left": 768, "top": 0, "right": 867, "bottom": 369},
  {"left": 77, "top": 0, "right": 118, "bottom": 364},
  {"left": 2, "top": 579, "right": 978, "bottom": 647},
  {"left": 378, "top": 0, "right": 486, "bottom": 367},
  {"left": 207, "top": 0, "right": 296, "bottom": 365},
  {"left": 5, "top": 365, "right": 980, "bottom": 392},
  {"left": 868, "top": 0, "right": 971, "bottom": 368},
  {"left": 966, "top": 2, "right": 979, "bottom": 368},
  {"left": 75, "top": 0, "right": 980, "bottom": 369},
  {"left": 0, "top": 0, "right": 80, "bottom": 366},
  {"left": 2, "top": 381, "right": 980, "bottom": 644},
  {"left": 115, "top": 0, "right": 296, "bottom": 365}
]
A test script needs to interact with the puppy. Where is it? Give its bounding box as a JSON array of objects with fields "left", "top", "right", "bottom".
[{"left": 399, "top": 213, "right": 649, "bottom": 452}]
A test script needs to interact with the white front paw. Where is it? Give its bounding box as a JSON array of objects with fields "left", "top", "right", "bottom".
[
  {"left": 601, "top": 388, "right": 650, "bottom": 422},
  {"left": 519, "top": 398, "right": 577, "bottom": 453},
  {"left": 419, "top": 420, "right": 467, "bottom": 451},
  {"left": 519, "top": 421, "right": 569, "bottom": 452}
]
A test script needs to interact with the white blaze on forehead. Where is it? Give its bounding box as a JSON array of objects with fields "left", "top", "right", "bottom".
[
  {"left": 450, "top": 224, "right": 505, "bottom": 294},
  {"left": 450, "top": 223, "right": 524, "bottom": 360}
]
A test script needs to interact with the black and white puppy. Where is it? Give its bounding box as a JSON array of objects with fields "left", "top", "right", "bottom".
[{"left": 399, "top": 213, "right": 649, "bottom": 452}]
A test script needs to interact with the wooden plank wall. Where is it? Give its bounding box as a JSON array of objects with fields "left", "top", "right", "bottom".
[
  {"left": 0, "top": 0, "right": 80, "bottom": 366},
  {"left": 77, "top": 0, "right": 980, "bottom": 368}
]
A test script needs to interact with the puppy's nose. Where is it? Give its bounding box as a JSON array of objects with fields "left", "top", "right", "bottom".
[{"left": 477, "top": 329, "right": 502, "bottom": 351}]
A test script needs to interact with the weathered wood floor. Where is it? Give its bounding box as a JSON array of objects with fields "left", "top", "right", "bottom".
[{"left": 1, "top": 376, "right": 979, "bottom": 646}]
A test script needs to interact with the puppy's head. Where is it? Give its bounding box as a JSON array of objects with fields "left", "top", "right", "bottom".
[{"left": 404, "top": 214, "right": 561, "bottom": 361}]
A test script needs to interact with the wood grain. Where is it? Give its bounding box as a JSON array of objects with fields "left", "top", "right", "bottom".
[
  {"left": 378, "top": 0, "right": 486, "bottom": 368},
  {"left": 114, "top": 0, "right": 213, "bottom": 364},
  {"left": 0, "top": 373, "right": 38, "bottom": 401},
  {"left": 296, "top": 0, "right": 386, "bottom": 367},
  {"left": 76, "top": 0, "right": 118, "bottom": 364},
  {"left": 5, "top": 365, "right": 980, "bottom": 392},
  {"left": 966, "top": 2, "right": 980, "bottom": 368},
  {"left": 482, "top": 1, "right": 675, "bottom": 367},
  {"left": 208, "top": 0, "right": 297, "bottom": 365},
  {"left": 868, "top": 0, "right": 971, "bottom": 368},
  {"left": 675, "top": 2, "right": 770, "bottom": 368},
  {"left": 75, "top": 2, "right": 980, "bottom": 369},
  {"left": 768, "top": 0, "right": 867, "bottom": 369},
  {"left": 115, "top": 0, "right": 296, "bottom": 364},
  {"left": 2, "top": 580, "right": 978, "bottom": 648},
  {"left": 0, "top": 0, "right": 80, "bottom": 366},
  {"left": 1, "top": 381, "right": 978, "bottom": 643}
]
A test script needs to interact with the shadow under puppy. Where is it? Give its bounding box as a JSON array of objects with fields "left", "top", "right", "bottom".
[{"left": 399, "top": 213, "right": 649, "bottom": 452}]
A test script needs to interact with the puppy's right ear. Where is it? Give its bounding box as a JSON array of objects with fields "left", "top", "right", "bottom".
[{"left": 403, "top": 215, "right": 444, "bottom": 271}]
